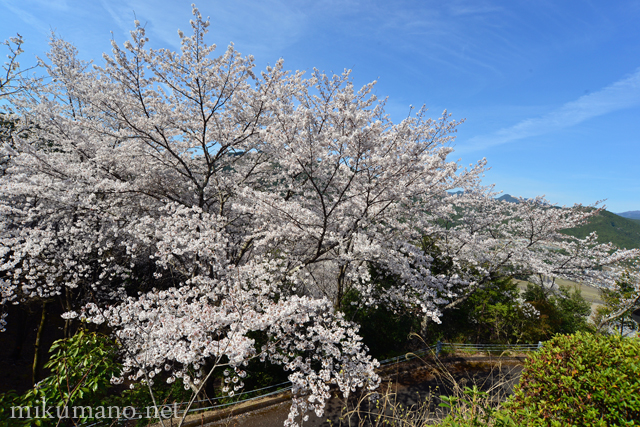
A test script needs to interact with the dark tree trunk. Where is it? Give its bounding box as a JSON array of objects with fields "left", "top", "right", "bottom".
[{"left": 32, "top": 302, "right": 47, "bottom": 385}]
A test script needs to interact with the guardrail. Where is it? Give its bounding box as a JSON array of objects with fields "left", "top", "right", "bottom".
[
  {"left": 81, "top": 341, "right": 542, "bottom": 426},
  {"left": 436, "top": 341, "right": 543, "bottom": 355}
]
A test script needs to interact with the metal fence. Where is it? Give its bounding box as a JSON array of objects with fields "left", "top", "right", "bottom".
[
  {"left": 436, "top": 341, "right": 543, "bottom": 355},
  {"left": 377, "top": 341, "right": 542, "bottom": 365}
]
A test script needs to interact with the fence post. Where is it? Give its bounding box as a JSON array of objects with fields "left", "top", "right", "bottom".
[
  {"left": 537, "top": 341, "right": 543, "bottom": 350},
  {"left": 436, "top": 340, "right": 442, "bottom": 357}
]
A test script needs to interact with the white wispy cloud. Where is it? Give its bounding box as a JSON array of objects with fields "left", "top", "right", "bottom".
[
  {"left": 98, "top": 0, "right": 135, "bottom": 40},
  {"left": 0, "top": 0, "right": 50, "bottom": 35},
  {"left": 95, "top": 0, "right": 308, "bottom": 61},
  {"left": 459, "top": 68, "right": 640, "bottom": 153},
  {"left": 199, "top": 0, "right": 307, "bottom": 60}
]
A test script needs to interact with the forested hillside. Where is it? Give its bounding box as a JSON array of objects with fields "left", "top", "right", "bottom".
[{"left": 561, "top": 209, "right": 640, "bottom": 249}]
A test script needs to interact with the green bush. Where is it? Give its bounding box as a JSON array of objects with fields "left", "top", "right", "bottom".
[
  {"left": 0, "top": 329, "right": 121, "bottom": 426},
  {"left": 0, "top": 329, "right": 194, "bottom": 427},
  {"left": 504, "top": 332, "right": 640, "bottom": 426}
]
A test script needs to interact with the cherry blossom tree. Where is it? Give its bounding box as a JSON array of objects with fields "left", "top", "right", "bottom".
[
  {"left": 2, "top": 34, "right": 38, "bottom": 181},
  {"left": 1, "top": 5, "right": 638, "bottom": 425},
  {"left": 1, "top": 33, "right": 34, "bottom": 98},
  {"left": 430, "top": 192, "right": 638, "bottom": 310}
]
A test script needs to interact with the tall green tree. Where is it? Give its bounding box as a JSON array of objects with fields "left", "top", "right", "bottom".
[
  {"left": 522, "top": 283, "right": 593, "bottom": 338},
  {"left": 427, "top": 277, "right": 544, "bottom": 344}
]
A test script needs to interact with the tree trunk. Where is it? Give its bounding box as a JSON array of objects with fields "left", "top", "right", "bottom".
[
  {"left": 32, "top": 301, "right": 47, "bottom": 385},
  {"left": 420, "top": 316, "right": 430, "bottom": 339},
  {"left": 336, "top": 265, "right": 347, "bottom": 310},
  {"left": 63, "top": 288, "right": 71, "bottom": 338},
  {"left": 620, "top": 318, "right": 624, "bottom": 336}
]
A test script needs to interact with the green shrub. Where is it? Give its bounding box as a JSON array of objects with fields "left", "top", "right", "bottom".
[
  {"left": 504, "top": 332, "right": 640, "bottom": 426},
  {"left": 0, "top": 329, "right": 121, "bottom": 426}
]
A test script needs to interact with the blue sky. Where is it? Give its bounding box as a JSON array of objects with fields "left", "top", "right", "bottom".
[{"left": 2, "top": 0, "right": 639, "bottom": 212}]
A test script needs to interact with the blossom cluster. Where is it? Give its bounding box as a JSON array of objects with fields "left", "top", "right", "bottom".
[{"left": 80, "top": 266, "right": 379, "bottom": 425}]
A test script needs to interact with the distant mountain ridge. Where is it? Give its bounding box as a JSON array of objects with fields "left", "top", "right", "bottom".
[
  {"left": 447, "top": 192, "right": 525, "bottom": 203},
  {"left": 496, "top": 195, "right": 640, "bottom": 249},
  {"left": 497, "top": 194, "right": 522, "bottom": 203},
  {"left": 617, "top": 211, "right": 640, "bottom": 220}
]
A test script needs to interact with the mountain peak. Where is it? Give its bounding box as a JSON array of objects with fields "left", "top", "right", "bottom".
[{"left": 497, "top": 194, "right": 521, "bottom": 203}]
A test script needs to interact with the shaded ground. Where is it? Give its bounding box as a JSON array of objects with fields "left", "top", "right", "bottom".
[{"left": 201, "top": 356, "right": 525, "bottom": 427}]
